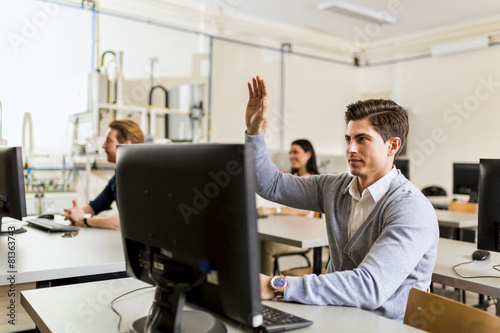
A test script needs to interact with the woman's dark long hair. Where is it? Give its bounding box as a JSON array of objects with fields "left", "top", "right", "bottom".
[{"left": 290, "top": 139, "right": 319, "bottom": 175}]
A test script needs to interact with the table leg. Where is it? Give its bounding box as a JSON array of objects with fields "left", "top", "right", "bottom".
[{"left": 313, "top": 247, "right": 323, "bottom": 275}]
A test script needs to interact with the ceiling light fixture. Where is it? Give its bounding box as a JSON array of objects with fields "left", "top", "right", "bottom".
[
  {"left": 317, "top": 1, "right": 397, "bottom": 26},
  {"left": 430, "top": 36, "right": 490, "bottom": 57}
]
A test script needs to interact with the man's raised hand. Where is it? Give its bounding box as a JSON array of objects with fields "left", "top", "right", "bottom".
[{"left": 246, "top": 76, "right": 269, "bottom": 135}]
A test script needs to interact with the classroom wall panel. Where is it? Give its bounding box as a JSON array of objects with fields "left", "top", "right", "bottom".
[
  {"left": 283, "top": 54, "right": 360, "bottom": 156},
  {"left": 210, "top": 38, "right": 281, "bottom": 148}
]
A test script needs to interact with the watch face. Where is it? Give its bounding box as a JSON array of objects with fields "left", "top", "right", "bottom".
[{"left": 272, "top": 276, "right": 286, "bottom": 289}]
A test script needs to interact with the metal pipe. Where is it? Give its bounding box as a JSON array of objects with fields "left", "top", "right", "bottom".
[
  {"left": 148, "top": 86, "right": 169, "bottom": 138},
  {"left": 207, "top": 37, "right": 213, "bottom": 143}
]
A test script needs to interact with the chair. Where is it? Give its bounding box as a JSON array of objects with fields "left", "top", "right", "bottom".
[
  {"left": 404, "top": 288, "right": 500, "bottom": 333},
  {"left": 447, "top": 201, "right": 478, "bottom": 214},
  {"left": 421, "top": 186, "right": 447, "bottom": 197}
]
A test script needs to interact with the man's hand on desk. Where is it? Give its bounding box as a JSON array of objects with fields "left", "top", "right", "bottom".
[
  {"left": 61, "top": 200, "right": 86, "bottom": 226},
  {"left": 260, "top": 274, "right": 275, "bottom": 300}
]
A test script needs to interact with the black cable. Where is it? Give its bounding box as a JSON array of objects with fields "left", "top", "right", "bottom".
[
  {"left": 110, "top": 286, "right": 155, "bottom": 332},
  {"left": 452, "top": 260, "right": 500, "bottom": 279}
]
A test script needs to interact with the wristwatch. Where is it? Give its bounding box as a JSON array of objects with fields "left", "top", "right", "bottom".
[
  {"left": 270, "top": 275, "right": 288, "bottom": 299},
  {"left": 83, "top": 214, "right": 92, "bottom": 228}
]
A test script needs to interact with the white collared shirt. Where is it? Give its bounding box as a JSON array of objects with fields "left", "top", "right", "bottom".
[{"left": 346, "top": 166, "right": 398, "bottom": 239}]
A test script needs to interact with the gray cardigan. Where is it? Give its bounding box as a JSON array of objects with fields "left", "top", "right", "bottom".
[{"left": 247, "top": 133, "right": 439, "bottom": 321}]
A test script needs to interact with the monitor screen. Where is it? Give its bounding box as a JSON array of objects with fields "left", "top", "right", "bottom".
[
  {"left": 453, "top": 163, "right": 479, "bottom": 202},
  {"left": 116, "top": 143, "right": 262, "bottom": 331},
  {"left": 394, "top": 159, "right": 409, "bottom": 180},
  {"left": 0, "top": 147, "right": 27, "bottom": 234},
  {"left": 478, "top": 159, "right": 500, "bottom": 252}
]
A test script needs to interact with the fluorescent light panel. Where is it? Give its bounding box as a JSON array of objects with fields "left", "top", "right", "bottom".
[
  {"left": 430, "top": 36, "right": 490, "bottom": 57},
  {"left": 317, "top": 1, "right": 397, "bottom": 25}
]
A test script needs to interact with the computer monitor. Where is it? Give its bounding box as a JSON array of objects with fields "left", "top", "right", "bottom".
[
  {"left": 478, "top": 159, "right": 500, "bottom": 252},
  {"left": 0, "top": 147, "right": 27, "bottom": 235},
  {"left": 394, "top": 158, "right": 409, "bottom": 180},
  {"left": 453, "top": 163, "right": 479, "bottom": 202},
  {"left": 116, "top": 143, "right": 262, "bottom": 332}
]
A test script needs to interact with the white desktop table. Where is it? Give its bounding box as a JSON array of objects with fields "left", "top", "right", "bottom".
[
  {"left": 0, "top": 224, "right": 125, "bottom": 285},
  {"left": 0, "top": 223, "right": 126, "bottom": 332},
  {"left": 432, "top": 238, "right": 500, "bottom": 299},
  {"left": 258, "top": 215, "right": 329, "bottom": 274},
  {"left": 21, "top": 277, "right": 423, "bottom": 333},
  {"left": 435, "top": 210, "right": 477, "bottom": 229},
  {"left": 435, "top": 210, "right": 478, "bottom": 241}
]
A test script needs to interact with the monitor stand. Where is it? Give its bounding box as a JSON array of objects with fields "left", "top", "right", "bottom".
[
  {"left": 131, "top": 311, "right": 227, "bottom": 333},
  {"left": 131, "top": 283, "right": 227, "bottom": 333},
  {"left": 0, "top": 215, "right": 28, "bottom": 235}
]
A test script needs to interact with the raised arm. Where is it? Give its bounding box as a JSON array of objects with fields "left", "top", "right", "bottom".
[
  {"left": 245, "top": 76, "right": 323, "bottom": 213},
  {"left": 246, "top": 76, "right": 268, "bottom": 135}
]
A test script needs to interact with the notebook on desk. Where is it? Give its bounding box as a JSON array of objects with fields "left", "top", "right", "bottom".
[{"left": 26, "top": 217, "right": 79, "bottom": 232}]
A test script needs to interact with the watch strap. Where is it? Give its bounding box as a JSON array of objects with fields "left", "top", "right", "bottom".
[{"left": 83, "top": 217, "right": 92, "bottom": 227}]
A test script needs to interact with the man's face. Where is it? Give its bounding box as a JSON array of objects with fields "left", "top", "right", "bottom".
[
  {"left": 345, "top": 118, "right": 397, "bottom": 187},
  {"left": 102, "top": 129, "right": 121, "bottom": 163}
]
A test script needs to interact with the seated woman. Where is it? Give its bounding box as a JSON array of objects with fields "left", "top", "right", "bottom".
[{"left": 258, "top": 139, "right": 320, "bottom": 275}]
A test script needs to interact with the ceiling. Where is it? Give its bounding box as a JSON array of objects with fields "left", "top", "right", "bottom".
[{"left": 194, "top": 0, "right": 500, "bottom": 42}]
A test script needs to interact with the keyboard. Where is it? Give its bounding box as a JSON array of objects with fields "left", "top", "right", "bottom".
[
  {"left": 261, "top": 304, "right": 313, "bottom": 332},
  {"left": 27, "top": 218, "right": 79, "bottom": 232}
]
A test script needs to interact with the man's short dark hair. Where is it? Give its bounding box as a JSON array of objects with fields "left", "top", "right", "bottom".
[
  {"left": 345, "top": 99, "right": 409, "bottom": 159},
  {"left": 109, "top": 119, "right": 145, "bottom": 144}
]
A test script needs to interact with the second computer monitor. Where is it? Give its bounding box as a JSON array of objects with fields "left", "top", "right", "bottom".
[
  {"left": 478, "top": 159, "right": 500, "bottom": 252},
  {"left": 394, "top": 159, "right": 409, "bottom": 180},
  {"left": 453, "top": 163, "right": 479, "bottom": 202},
  {"left": 0, "top": 147, "right": 27, "bottom": 234}
]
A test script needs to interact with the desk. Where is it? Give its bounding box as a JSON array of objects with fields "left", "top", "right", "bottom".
[
  {"left": 435, "top": 210, "right": 477, "bottom": 230},
  {"left": 0, "top": 225, "right": 125, "bottom": 285},
  {"left": 427, "top": 196, "right": 451, "bottom": 210},
  {"left": 258, "top": 215, "right": 328, "bottom": 275},
  {"left": 435, "top": 210, "right": 477, "bottom": 241},
  {"left": 21, "top": 277, "right": 423, "bottom": 332},
  {"left": 0, "top": 225, "right": 125, "bottom": 332},
  {"left": 433, "top": 238, "right": 500, "bottom": 314}
]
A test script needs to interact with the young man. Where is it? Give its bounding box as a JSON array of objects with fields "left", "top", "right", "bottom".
[
  {"left": 62, "top": 119, "right": 145, "bottom": 230},
  {"left": 246, "top": 76, "right": 438, "bottom": 321}
]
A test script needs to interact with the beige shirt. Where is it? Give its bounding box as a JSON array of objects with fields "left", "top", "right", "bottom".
[{"left": 346, "top": 166, "right": 398, "bottom": 239}]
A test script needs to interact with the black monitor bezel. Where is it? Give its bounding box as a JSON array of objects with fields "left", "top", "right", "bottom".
[
  {"left": 452, "top": 163, "right": 479, "bottom": 199},
  {"left": 478, "top": 159, "right": 500, "bottom": 252},
  {"left": 0, "top": 147, "right": 27, "bottom": 223}
]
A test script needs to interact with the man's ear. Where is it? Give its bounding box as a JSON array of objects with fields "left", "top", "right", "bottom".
[{"left": 388, "top": 137, "right": 401, "bottom": 156}]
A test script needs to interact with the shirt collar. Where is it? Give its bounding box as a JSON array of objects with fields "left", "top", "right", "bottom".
[{"left": 344, "top": 166, "right": 398, "bottom": 202}]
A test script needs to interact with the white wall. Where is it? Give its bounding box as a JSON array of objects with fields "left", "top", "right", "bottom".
[
  {"left": 0, "top": 0, "right": 91, "bottom": 155},
  {"left": 362, "top": 47, "right": 500, "bottom": 193},
  {"left": 284, "top": 54, "right": 360, "bottom": 155},
  {"left": 210, "top": 38, "right": 282, "bottom": 148}
]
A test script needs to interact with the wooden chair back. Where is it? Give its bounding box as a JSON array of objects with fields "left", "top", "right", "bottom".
[
  {"left": 447, "top": 201, "right": 478, "bottom": 214},
  {"left": 404, "top": 288, "right": 500, "bottom": 333}
]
